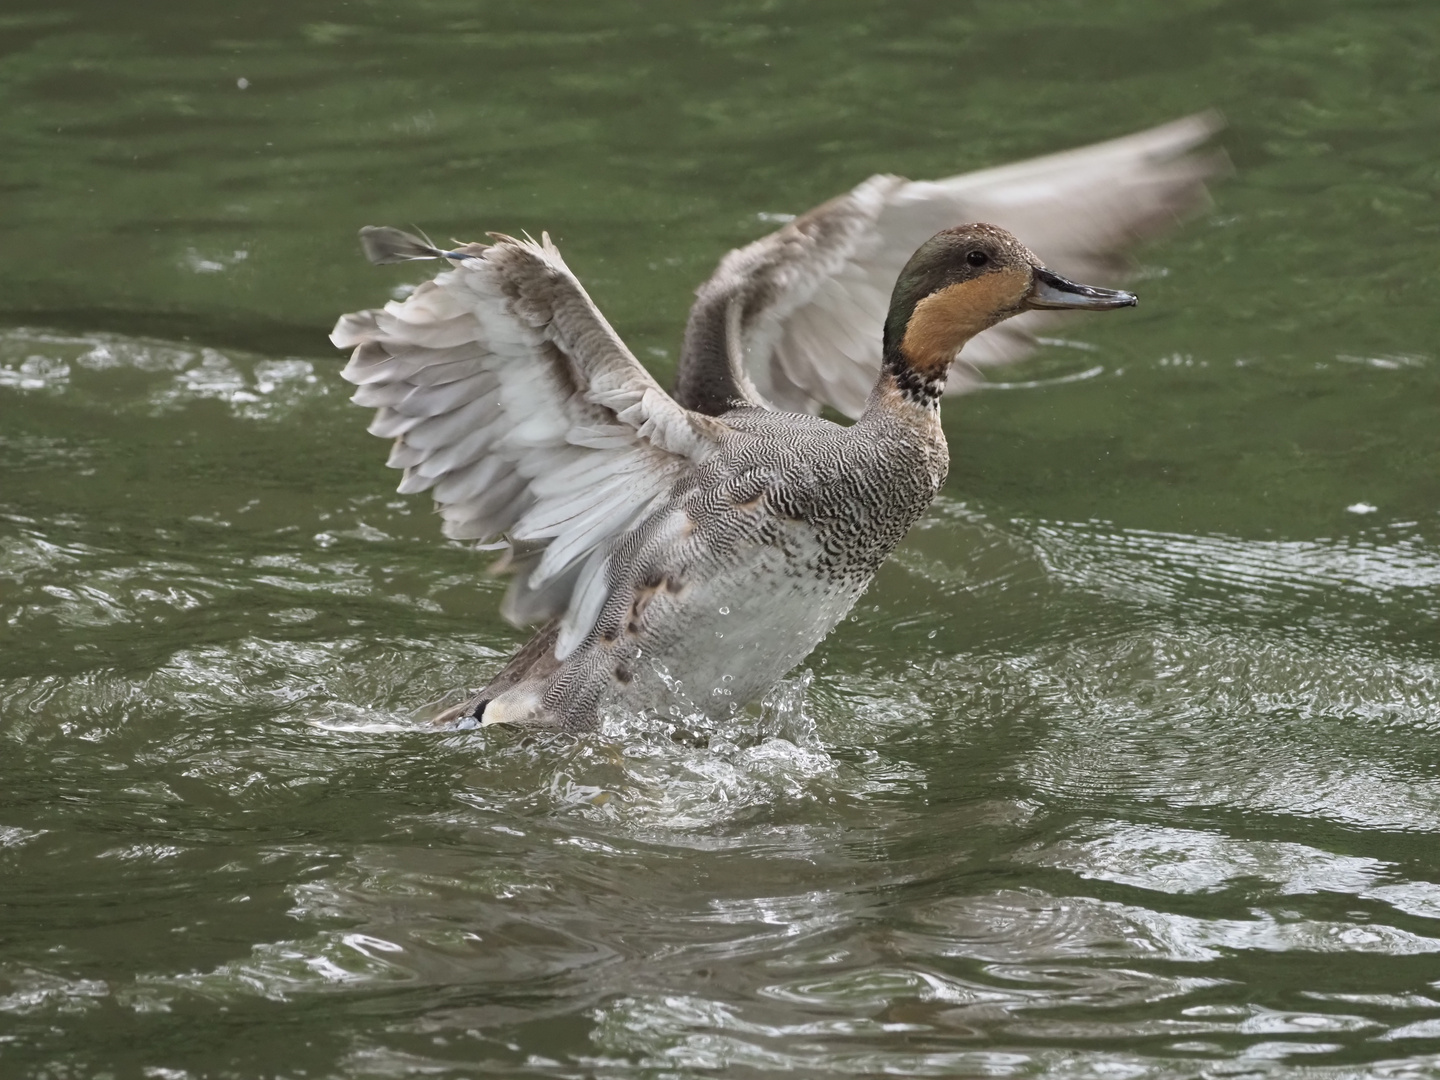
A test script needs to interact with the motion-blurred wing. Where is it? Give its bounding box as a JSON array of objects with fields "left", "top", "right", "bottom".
[
  {"left": 332, "top": 229, "right": 726, "bottom": 657},
  {"left": 680, "top": 113, "right": 1225, "bottom": 418}
]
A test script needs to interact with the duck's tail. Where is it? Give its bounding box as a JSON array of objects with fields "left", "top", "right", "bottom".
[{"left": 430, "top": 619, "right": 565, "bottom": 729}]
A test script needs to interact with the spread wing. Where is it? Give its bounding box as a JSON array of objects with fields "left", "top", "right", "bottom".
[
  {"left": 332, "top": 229, "right": 726, "bottom": 658},
  {"left": 677, "top": 113, "right": 1226, "bottom": 418}
]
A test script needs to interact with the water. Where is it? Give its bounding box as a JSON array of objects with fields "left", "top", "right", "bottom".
[{"left": 3, "top": 1, "right": 1440, "bottom": 1076}]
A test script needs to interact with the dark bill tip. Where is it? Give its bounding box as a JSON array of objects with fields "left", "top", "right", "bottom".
[{"left": 1029, "top": 266, "right": 1137, "bottom": 311}]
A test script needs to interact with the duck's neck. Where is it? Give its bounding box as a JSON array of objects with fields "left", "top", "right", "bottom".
[
  {"left": 878, "top": 346, "right": 947, "bottom": 409},
  {"left": 854, "top": 344, "right": 951, "bottom": 497},
  {"left": 859, "top": 333, "right": 955, "bottom": 427}
]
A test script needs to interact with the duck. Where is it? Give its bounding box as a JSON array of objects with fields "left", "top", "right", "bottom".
[{"left": 330, "top": 114, "right": 1222, "bottom": 731}]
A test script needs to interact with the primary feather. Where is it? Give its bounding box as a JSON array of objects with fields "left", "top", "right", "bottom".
[{"left": 332, "top": 233, "right": 727, "bottom": 657}]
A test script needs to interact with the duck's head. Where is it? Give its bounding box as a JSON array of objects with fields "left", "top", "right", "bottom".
[{"left": 883, "top": 223, "right": 1136, "bottom": 388}]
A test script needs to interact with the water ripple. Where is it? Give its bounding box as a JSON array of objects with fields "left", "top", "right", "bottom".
[{"left": 6, "top": 329, "right": 1440, "bottom": 1075}]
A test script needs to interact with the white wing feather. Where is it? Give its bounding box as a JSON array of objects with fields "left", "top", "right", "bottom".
[
  {"left": 332, "top": 234, "right": 724, "bottom": 658},
  {"left": 692, "top": 113, "right": 1225, "bottom": 418}
]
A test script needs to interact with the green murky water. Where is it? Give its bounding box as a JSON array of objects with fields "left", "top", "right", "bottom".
[{"left": 3, "top": 1, "right": 1440, "bottom": 1077}]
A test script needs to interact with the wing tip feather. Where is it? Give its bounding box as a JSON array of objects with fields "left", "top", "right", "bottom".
[{"left": 359, "top": 226, "right": 445, "bottom": 265}]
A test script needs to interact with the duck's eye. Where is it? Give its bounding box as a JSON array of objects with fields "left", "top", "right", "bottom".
[{"left": 966, "top": 250, "right": 989, "bottom": 267}]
